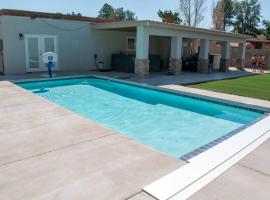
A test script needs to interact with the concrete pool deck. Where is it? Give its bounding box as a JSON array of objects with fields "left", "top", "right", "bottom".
[
  {"left": 132, "top": 136, "right": 270, "bottom": 200},
  {"left": 1, "top": 71, "right": 270, "bottom": 200},
  {"left": 0, "top": 67, "right": 259, "bottom": 86},
  {"left": 189, "top": 138, "right": 270, "bottom": 200},
  {"left": 160, "top": 85, "right": 270, "bottom": 112},
  {"left": 0, "top": 81, "right": 185, "bottom": 200}
]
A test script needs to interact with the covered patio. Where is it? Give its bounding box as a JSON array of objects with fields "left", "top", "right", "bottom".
[{"left": 92, "top": 21, "right": 250, "bottom": 77}]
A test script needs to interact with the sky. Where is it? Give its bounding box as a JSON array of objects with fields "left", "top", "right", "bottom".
[{"left": 0, "top": 0, "right": 270, "bottom": 28}]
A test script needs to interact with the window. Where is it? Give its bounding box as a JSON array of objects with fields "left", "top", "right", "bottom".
[{"left": 126, "top": 37, "right": 136, "bottom": 51}]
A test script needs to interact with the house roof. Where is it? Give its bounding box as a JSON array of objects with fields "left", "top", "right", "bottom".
[
  {"left": 0, "top": 9, "right": 250, "bottom": 41},
  {"left": 92, "top": 20, "right": 250, "bottom": 40},
  {"left": 0, "top": 9, "right": 113, "bottom": 23}
]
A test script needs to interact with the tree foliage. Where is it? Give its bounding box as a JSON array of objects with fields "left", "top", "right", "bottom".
[
  {"left": 97, "top": 3, "right": 137, "bottom": 21},
  {"left": 126, "top": 10, "right": 137, "bottom": 21},
  {"left": 223, "top": 0, "right": 234, "bottom": 30},
  {"left": 97, "top": 3, "right": 114, "bottom": 19},
  {"left": 212, "top": 0, "right": 234, "bottom": 31},
  {"left": 262, "top": 20, "right": 270, "bottom": 40},
  {"left": 212, "top": 1, "right": 224, "bottom": 30},
  {"left": 232, "top": 0, "right": 261, "bottom": 36},
  {"left": 67, "top": 12, "right": 82, "bottom": 16},
  {"left": 211, "top": 0, "right": 265, "bottom": 37},
  {"left": 179, "top": 0, "right": 206, "bottom": 27},
  {"left": 157, "top": 10, "right": 182, "bottom": 24}
]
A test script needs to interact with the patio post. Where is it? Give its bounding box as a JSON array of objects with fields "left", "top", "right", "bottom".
[
  {"left": 237, "top": 42, "right": 246, "bottom": 69},
  {"left": 135, "top": 25, "right": 149, "bottom": 77},
  {"left": 191, "top": 39, "right": 199, "bottom": 55},
  {"left": 198, "top": 38, "right": 209, "bottom": 73},
  {"left": 169, "top": 36, "right": 183, "bottom": 75},
  {"left": 220, "top": 41, "right": 230, "bottom": 72}
]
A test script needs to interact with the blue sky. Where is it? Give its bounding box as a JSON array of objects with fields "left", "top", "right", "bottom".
[{"left": 1, "top": 0, "right": 269, "bottom": 28}]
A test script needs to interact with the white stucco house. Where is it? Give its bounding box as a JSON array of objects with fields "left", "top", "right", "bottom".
[{"left": 0, "top": 9, "right": 249, "bottom": 77}]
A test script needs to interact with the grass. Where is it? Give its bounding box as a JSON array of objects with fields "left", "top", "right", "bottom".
[{"left": 190, "top": 74, "right": 270, "bottom": 101}]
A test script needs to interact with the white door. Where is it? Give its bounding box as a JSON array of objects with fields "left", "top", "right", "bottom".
[{"left": 25, "top": 35, "right": 58, "bottom": 72}]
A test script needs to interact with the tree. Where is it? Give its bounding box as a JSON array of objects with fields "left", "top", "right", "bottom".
[
  {"left": 179, "top": 0, "right": 206, "bottom": 27},
  {"left": 212, "top": 1, "right": 224, "bottom": 30},
  {"left": 212, "top": 0, "right": 234, "bottom": 31},
  {"left": 97, "top": 3, "right": 137, "bottom": 21},
  {"left": 179, "top": 0, "right": 192, "bottom": 26},
  {"left": 193, "top": 0, "right": 205, "bottom": 27},
  {"left": 223, "top": 0, "right": 234, "bottom": 30},
  {"left": 126, "top": 10, "right": 137, "bottom": 21},
  {"left": 157, "top": 10, "right": 182, "bottom": 24},
  {"left": 114, "top": 8, "right": 126, "bottom": 21},
  {"left": 97, "top": 3, "right": 114, "bottom": 19},
  {"left": 262, "top": 20, "right": 270, "bottom": 40},
  {"left": 67, "top": 12, "right": 82, "bottom": 16},
  {"left": 233, "top": 0, "right": 261, "bottom": 36}
]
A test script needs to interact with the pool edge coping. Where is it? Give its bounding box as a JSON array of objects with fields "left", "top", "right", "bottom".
[
  {"left": 143, "top": 116, "right": 270, "bottom": 200},
  {"left": 180, "top": 113, "right": 269, "bottom": 162}
]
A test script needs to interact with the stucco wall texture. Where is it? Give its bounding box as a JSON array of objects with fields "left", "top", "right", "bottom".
[{"left": 1, "top": 15, "right": 135, "bottom": 74}]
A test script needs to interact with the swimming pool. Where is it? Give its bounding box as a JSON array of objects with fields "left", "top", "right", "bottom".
[{"left": 19, "top": 77, "right": 264, "bottom": 158}]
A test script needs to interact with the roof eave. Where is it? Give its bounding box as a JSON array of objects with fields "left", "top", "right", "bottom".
[
  {"left": 0, "top": 9, "right": 113, "bottom": 23},
  {"left": 93, "top": 20, "right": 250, "bottom": 40}
]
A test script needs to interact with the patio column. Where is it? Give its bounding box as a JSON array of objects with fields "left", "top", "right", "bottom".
[
  {"left": 237, "top": 42, "right": 246, "bottom": 70},
  {"left": 169, "top": 36, "right": 183, "bottom": 75},
  {"left": 220, "top": 41, "right": 230, "bottom": 72},
  {"left": 191, "top": 39, "right": 199, "bottom": 55},
  {"left": 198, "top": 39, "right": 209, "bottom": 73},
  {"left": 135, "top": 26, "right": 149, "bottom": 77}
]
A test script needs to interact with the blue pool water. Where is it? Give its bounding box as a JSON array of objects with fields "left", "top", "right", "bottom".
[{"left": 19, "top": 78, "right": 263, "bottom": 158}]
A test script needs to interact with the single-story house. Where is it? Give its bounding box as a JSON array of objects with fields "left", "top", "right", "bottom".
[
  {"left": 245, "top": 36, "right": 270, "bottom": 69},
  {"left": 246, "top": 35, "right": 270, "bottom": 49},
  {"left": 0, "top": 9, "right": 250, "bottom": 76},
  {"left": 208, "top": 34, "right": 270, "bottom": 69}
]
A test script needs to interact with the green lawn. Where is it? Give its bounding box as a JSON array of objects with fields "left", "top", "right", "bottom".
[{"left": 191, "top": 74, "right": 270, "bottom": 101}]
